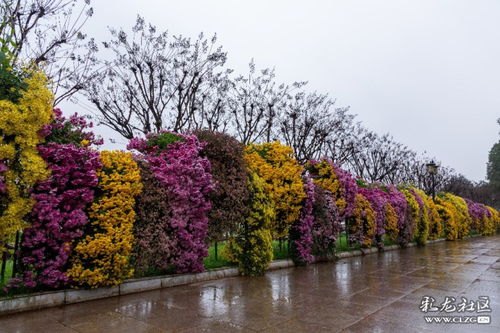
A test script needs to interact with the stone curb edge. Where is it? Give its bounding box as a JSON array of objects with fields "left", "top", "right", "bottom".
[{"left": 0, "top": 237, "right": 454, "bottom": 316}]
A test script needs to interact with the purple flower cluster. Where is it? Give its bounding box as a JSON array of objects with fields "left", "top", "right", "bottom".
[
  {"left": 312, "top": 186, "right": 340, "bottom": 257},
  {"left": 381, "top": 185, "right": 411, "bottom": 246},
  {"left": 464, "top": 198, "right": 491, "bottom": 232},
  {"left": 358, "top": 186, "right": 386, "bottom": 247},
  {"left": 40, "top": 108, "right": 103, "bottom": 146},
  {"left": 130, "top": 133, "right": 214, "bottom": 273},
  {"left": 330, "top": 163, "right": 358, "bottom": 221},
  {"left": 10, "top": 143, "right": 100, "bottom": 290},
  {"left": 289, "top": 175, "right": 316, "bottom": 265},
  {"left": 409, "top": 188, "right": 425, "bottom": 216}
]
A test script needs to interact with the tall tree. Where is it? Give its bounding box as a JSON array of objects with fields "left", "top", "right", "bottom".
[
  {"left": 83, "top": 16, "right": 227, "bottom": 139},
  {"left": 348, "top": 132, "right": 413, "bottom": 183},
  {"left": 229, "top": 60, "right": 304, "bottom": 144}
]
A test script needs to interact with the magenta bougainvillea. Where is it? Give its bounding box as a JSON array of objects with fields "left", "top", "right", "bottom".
[
  {"left": 129, "top": 132, "right": 214, "bottom": 273},
  {"left": 465, "top": 198, "right": 491, "bottom": 234},
  {"left": 11, "top": 144, "right": 100, "bottom": 290},
  {"left": 306, "top": 158, "right": 357, "bottom": 222},
  {"left": 332, "top": 164, "right": 358, "bottom": 221},
  {"left": 193, "top": 130, "right": 250, "bottom": 243},
  {"left": 40, "top": 108, "right": 103, "bottom": 146},
  {"left": 8, "top": 109, "right": 101, "bottom": 291},
  {"left": 381, "top": 185, "right": 411, "bottom": 246},
  {"left": 289, "top": 175, "right": 316, "bottom": 265},
  {"left": 358, "top": 186, "right": 387, "bottom": 248},
  {"left": 311, "top": 186, "right": 340, "bottom": 257}
]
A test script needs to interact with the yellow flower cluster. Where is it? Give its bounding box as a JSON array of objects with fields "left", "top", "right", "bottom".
[
  {"left": 401, "top": 189, "right": 418, "bottom": 242},
  {"left": 439, "top": 193, "right": 471, "bottom": 239},
  {"left": 0, "top": 70, "right": 53, "bottom": 250},
  {"left": 435, "top": 197, "right": 458, "bottom": 240},
  {"left": 484, "top": 206, "right": 499, "bottom": 235},
  {"left": 68, "top": 151, "right": 142, "bottom": 288},
  {"left": 425, "top": 197, "right": 443, "bottom": 240},
  {"left": 306, "top": 160, "right": 346, "bottom": 212},
  {"left": 384, "top": 203, "right": 399, "bottom": 242},
  {"left": 412, "top": 188, "right": 430, "bottom": 245},
  {"left": 224, "top": 172, "right": 274, "bottom": 276},
  {"left": 348, "top": 194, "right": 376, "bottom": 248},
  {"left": 244, "top": 142, "right": 305, "bottom": 239}
]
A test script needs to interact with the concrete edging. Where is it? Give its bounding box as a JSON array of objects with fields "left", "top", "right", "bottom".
[{"left": 0, "top": 237, "right": 449, "bottom": 316}]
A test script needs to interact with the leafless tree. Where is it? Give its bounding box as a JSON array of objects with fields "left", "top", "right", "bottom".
[
  {"left": 325, "top": 120, "right": 368, "bottom": 168},
  {"left": 276, "top": 91, "right": 358, "bottom": 163},
  {"left": 348, "top": 132, "right": 414, "bottom": 183},
  {"left": 228, "top": 60, "right": 305, "bottom": 144},
  {"left": 277, "top": 92, "right": 332, "bottom": 162},
  {"left": 187, "top": 67, "right": 233, "bottom": 132},
  {"left": 0, "top": 0, "right": 96, "bottom": 104},
  {"left": 82, "top": 16, "right": 227, "bottom": 139},
  {"left": 408, "top": 157, "right": 454, "bottom": 193}
]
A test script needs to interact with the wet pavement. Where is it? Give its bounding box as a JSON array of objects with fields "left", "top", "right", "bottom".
[{"left": 1, "top": 235, "right": 499, "bottom": 332}]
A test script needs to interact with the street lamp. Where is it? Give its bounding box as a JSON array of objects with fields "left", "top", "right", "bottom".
[{"left": 426, "top": 160, "right": 438, "bottom": 200}]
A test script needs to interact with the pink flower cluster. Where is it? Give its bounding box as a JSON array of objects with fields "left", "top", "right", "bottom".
[
  {"left": 11, "top": 143, "right": 100, "bottom": 290},
  {"left": 330, "top": 162, "right": 358, "bottom": 221},
  {"left": 382, "top": 185, "right": 411, "bottom": 246},
  {"left": 464, "top": 198, "right": 491, "bottom": 232},
  {"left": 312, "top": 186, "right": 340, "bottom": 256},
  {"left": 129, "top": 133, "right": 214, "bottom": 273},
  {"left": 290, "top": 175, "right": 316, "bottom": 265},
  {"left": 358, "top": 186, "right": 387, "bottom": 246},
  {"left": 40, "top": 108, "right": 103, "bottom": 146}
]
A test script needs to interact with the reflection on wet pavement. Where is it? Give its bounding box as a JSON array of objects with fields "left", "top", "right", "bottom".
[{"left": 1, "top": 235, "right": 499, "bottom": 332}]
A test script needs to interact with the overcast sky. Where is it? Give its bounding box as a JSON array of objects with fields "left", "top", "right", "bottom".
[{"left": 66, "top": 0, "right": 500, "bottom": 182}]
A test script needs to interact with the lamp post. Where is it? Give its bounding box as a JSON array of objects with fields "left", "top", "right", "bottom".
[{"left": 426, "top": 160, "right": 438, "bottom": 201}]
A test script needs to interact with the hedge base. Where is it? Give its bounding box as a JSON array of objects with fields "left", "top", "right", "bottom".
[{"left": 0, "top": 238, "right": 450, "bottom": 316}]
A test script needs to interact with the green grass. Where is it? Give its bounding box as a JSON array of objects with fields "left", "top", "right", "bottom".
[
  {"left": 0, "top": 259, "right": 13, "bottom": 294},
  {"left": 203, "top": 242, "right": 235, "bottom": 269},
  {"left": 383, "top": 237, "right": 397, "bottom": 246},
  {"left": 336, "top": 234, "right": 350, "bottom": 251},
  {"left": 272, "top": 240, "right": 289, "bottom": 260},
  {"left": 0, "top": 259, "right": 13, "bottom": 290}
]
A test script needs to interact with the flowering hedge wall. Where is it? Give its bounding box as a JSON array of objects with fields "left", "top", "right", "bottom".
[
  {"left": 128, "top": 132, "right": 213, "bottom": 274},
  {"left": 289, "top": 175, "right": 315, "bottom": 265},
  {"left": 193, "top": 130, "right": 249, "bottom": 243},
  {"left": 311, "top": 185, "right": 340, "bottom": 256},
  {"left": 8, "top": 109, "right": 101, "bottom": 291},
  {"left": 306, "top": 159, "right": 357, "bottom": 222},
  {"left": 347, "top": 193, "right": 376, "bottom": 248},
  {"left": 409, "top": 188, "right": 430, "bottom": 246},
  {"left": 358, "top": 185, "right": 386, "bottom": 248},
  {"left": 384, "top": 202, "right": 399, "bottom": 243},
  {"left": 435, "top": 197, "right": 459, "bottom": 240},
  {"left": 11, "top": 143, "right": 100, "bottom": 290},
  {"left": 224, "top": 172, "right": 274, "bottom": 276},
  {"left": 1, "top": 68, "right": 499, "bottom": 289},
  {"left": 68, "top": 151, "right": 142, "bottom": 288},
  {"left": 0, "top": 70, "right": 53, "bottom": 252},
  {"left": 465, "top": 198, "right": 493, "bottom": 235},
  {"left": 132, "top": 163, "right": 174, "bottom": 276},
  {"left": 245, "top": 142, "right": 305, "bottom": 239},
  {"left": 439, "top": 193, "right": 472, "bottom": 239}
]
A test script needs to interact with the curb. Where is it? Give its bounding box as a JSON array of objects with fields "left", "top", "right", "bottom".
[{"left": 0, "top": 237, "right": 452, "bottom": 316}]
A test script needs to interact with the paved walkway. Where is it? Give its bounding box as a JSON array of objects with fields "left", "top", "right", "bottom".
[{"left": 0, "top": 235, "right": 499, "bottom": 332}]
